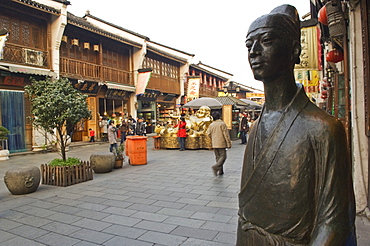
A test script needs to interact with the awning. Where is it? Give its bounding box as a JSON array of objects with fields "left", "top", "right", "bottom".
[
  {"left": 0, "top": 63, "right": 56, "bottom": 77},
  {"left": 105, "top": 82, "right": 136, "bottom": 92}
]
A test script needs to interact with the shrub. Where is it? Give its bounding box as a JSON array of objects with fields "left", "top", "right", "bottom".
[{"left": 48, "top": 157, "right": 81, "bottom": 167}]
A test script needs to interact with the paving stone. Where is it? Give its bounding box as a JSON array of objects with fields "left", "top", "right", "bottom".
[
  {"left": 69, "top": 228, "right": 114, "bottom": 244},
  {"left": 138, "top": 231, "right": 187, "bottom": 246},
  {"left": 101, "top": 199, "right": 134, "bottom": 209},
  {"left": 40, "top": 221, "right": 81, "bottom": 235},
  {"left": 181, "top": 237, "right": 233, "bottom": 246},
  {"left": 213, "top": 232, "right": 237, "bottom": 244},
  {"left": 0, "top": 230, "right": 16, "bottom": 242},
  {"left": 72, "top": 218, "right": 112, "bottom": 231},
  {"left": 102, "top": 214, "right": 141, "bottom": 227},
  {"left": 191, "top": 211, "right": 232, "bottom": 223},
  {"left": 104, "top": 236, "right": 153, "bottom": 246},
  {"left": 0, "top": 218, "right": 22, "bottom": 230},
  {"left": 36, "top": 231, "right": 82, "bottom": 246},
  {"left": 134, "top": 220, "right": 177, "bottom": 233},
  {"left": 157, "top": 207, "right": 195, "bottom": 218},
  {"left": 163, "top": 216, "right": 206, "bottom": 228},
  {"left": 102, "top": 224, "right": 147, "bottom": 239},
  {"left": 201, "top": 221, "right": 237, "bottom": 234},
  {"left": 0, "top": 236, "right": 45, "bottom": 246},
  {"left": 8, "top": 224, "right": 49, "bottom": 239},
  {"left": 47, "top": 212, "right": 83, "bottom": 224},
  {"left": 131, "top": 211, "right": 169, "bottom": 222},
  {"left": 76, "top": 202, "right": 109, "bottom": 212},
  {"left": 171, "top": 226, "right": 218, "bottom": 240},
  {"left": 126, "top": 203, "right": 162, "bottom": 213}
]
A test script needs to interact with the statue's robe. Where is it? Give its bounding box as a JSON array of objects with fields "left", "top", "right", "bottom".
[{"left": 237, "top": 84, "right": 356, "bottom": 245}]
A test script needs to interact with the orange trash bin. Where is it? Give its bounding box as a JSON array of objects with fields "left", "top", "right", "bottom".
[{"left": 126, "top": 136, "right": 147, "bottom": 165}]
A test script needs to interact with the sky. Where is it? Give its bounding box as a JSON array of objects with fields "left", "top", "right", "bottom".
[{"left": 67, "top": 1, "right": 311, "bottom": 91}]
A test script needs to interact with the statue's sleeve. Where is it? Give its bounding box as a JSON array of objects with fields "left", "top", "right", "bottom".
[{"left": 309, "top": 119, "right": 356, "bottom": 245}]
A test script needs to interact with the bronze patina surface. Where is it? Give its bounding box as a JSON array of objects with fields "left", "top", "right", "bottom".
[{"left": 237, "top": 4, "right": 356, "bottom": 245}]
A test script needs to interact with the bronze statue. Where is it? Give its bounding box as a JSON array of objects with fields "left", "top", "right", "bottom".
[{"left": 237, "top": 4, "right": 356, "bottom": 245}]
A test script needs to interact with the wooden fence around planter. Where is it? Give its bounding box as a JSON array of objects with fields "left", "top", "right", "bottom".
[{"left": 40, "top": 161, "right": 93, "bottom": 187}]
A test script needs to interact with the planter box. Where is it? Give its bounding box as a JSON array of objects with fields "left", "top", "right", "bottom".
[{"left": 40, "top": 161, "right": 93, "bottom": 187}]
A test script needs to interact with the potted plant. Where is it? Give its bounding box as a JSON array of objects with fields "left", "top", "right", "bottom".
[
  {"left": 0, "top": 126, "right": 9, "bottom": 149},
  {"left": 0, "top": 126, "right": 9, "bottom": 161},
  {"left": 114, "top": 144, "right": 125, "bottom": 168}
]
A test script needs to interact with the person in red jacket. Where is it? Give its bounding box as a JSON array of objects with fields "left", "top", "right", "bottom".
[{"left": 174, "top": 117, "right": 187, "bottom": 151}]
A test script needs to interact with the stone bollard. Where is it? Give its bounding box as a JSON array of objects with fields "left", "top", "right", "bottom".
[
  {"left": 4, "top": 166, "right": 40, "bottom": 195},
  {"left": 90, "top": 152, "right": 115, "bottom": 173}
]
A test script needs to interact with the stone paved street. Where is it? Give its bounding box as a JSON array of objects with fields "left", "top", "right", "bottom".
[{"left": 0, "top": 136, "right": 369, "bottom": 245}]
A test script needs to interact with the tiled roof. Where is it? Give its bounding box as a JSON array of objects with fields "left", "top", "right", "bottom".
[
  {"left": 215, "top": 96, "right": 249, "bottom": 106},
  {"left": 67, "top": 12, "right": 143, "bottom": 48},
  {"left": 15, "top": 0, "right": 61, "bottom": 14},
  {"left": 146, "top": 44, "right": 189, "bottom": 64},
  {"left": 84, "top": 13, "right": 148, "bottom": 40},
  {"left": 190, "top": 64, "right": 229, "bottom": 81}
]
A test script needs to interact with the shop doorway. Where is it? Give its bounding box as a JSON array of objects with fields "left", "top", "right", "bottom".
[{"left": 0, "top": 90, "right": 26, "bottom": 153}]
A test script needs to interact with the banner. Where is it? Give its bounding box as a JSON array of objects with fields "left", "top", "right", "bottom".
[
  {"left": 0, "top": 33, "right": 8, "bottom": 60},
  {"left": 136, "top": 69, "right": 152, "bottom": 96},
  {"left": 187, "top": 77, "right": 200, "bottom": 100},
  {"left": 295, "top": 26, "right": 319, "bottom": 70}
]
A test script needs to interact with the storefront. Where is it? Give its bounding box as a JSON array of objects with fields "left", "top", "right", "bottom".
[{"left": 137, "top": 89, "right": 160, "bottom": 134}]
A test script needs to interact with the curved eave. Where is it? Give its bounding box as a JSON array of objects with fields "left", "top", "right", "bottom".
[
  {"left": 147, "top": 45, "right": 189, "bottom": 64},
  {"left": 190, "top": 64, "right": 229, "bottom": 81},
  {"left": 15, "top": 0, "right": 61, "bottom": 15},
  {"left": 67, "top": 14, "right": 143, "bottom": 48}
]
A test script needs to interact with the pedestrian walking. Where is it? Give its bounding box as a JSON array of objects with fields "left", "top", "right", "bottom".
[
  {"left": 238, "top": 113, "right": 249, "bottom": 144},
  {"left": 207, "top": 111, "right": 232, "bottom": 176},
  {"left": 174, "top": 117, "right": 187, "bottom": 151},
  {"left": 107, "top": 120, "right": 117, "bottom": 153},
  {"left": 119, "top": 119, "right": 128, "bottom": 143},
  {"left": 135, "top": 118, "right": 146, "bottom": 136},
  {"left": 88, "top": 128, "right": 95, "bottom": 142},
  {"left": 99, "top": 117, "right": 108, "bottom": 141}
]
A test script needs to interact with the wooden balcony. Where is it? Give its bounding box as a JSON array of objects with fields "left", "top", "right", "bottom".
[
  {"left": 60, "top": 58, "right": 132, "bottom": 85},
  {"left": 1, "top": 43, "right": 48, "bottom": 68}
]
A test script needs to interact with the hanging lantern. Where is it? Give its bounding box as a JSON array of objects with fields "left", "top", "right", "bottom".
[
  {"left": 326, "top": 50, "right": 344, "bottom": 63},
  {"left": 318, "top": 6, "right": 328, "bottom": 25},
  {"left": 112, "top": 113, "right": 116, "bottom": 117}
]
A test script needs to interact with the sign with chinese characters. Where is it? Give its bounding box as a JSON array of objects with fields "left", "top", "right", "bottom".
[
  {"left": 3, "top": 76, "right": 24, "bottom": 87},
  {"left": 222, "top": 105, "right": 233, "bottom": 130},
  {"left": 187, "top": 76, "right": 200, "bottom": 100},
  {"left": 295, "top": 26, "right": 320, "bottom": 70},
  {"left": 136, "top": 89, "right": 160, "bottom": 101},
  {"left": 106, "top": 89, "right": 132, "bottom": 99},
  {"left": 71, "top": 81, "right": 99, "bottom": 94}
]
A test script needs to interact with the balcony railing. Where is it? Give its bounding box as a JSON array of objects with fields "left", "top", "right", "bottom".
[
  {"left": 60, "top": 58, "right": 132, "bottom": 85},
  {"left": 2, "top": 43, "right": 48, "bottom": 68}
]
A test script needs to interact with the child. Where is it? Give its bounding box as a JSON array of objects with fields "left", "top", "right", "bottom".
[{"left": 89, "top": 128, "right": 95, "bottom": 142}]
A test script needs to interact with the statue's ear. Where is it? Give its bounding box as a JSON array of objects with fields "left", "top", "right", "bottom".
[{"left": 292, "top": 40, "right": 301, "bottom": 64}]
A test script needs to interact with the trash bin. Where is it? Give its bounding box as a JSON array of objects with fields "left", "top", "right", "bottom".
[{"left": 125, "top": 136, "right": 147, "bottom": 165}]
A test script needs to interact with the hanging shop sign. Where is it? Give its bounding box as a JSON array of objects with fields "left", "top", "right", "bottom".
[
  {"left": 2, "top": 76, "right": 24, "bottom": 87},
  {"left": 295, "top": 26, "right": 320, "bottom": 70},
  {"left": 106, "top": 89, "right": 132, "bottom": 99},
  {"left": 71, "top": 81, "right": 99, "bottom": 94},
  {"left": 136, "top": 68, "right": 152, "bottom": 96},
  {"left": 187, "top": 76, "right": 200, "bottom": 100},
  {"left": 136, "top": 89, "right": 160, "bottom": 101}
]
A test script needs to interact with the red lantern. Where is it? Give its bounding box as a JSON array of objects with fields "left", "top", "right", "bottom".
[
  {"left": 326, "top": 50, "right": 344, "bottom": 63},
  {"left": 112, "top": 113, "right": 116, "bottom": 117},
  {"left": 321, "top": 90, "right": 328, "bottom": 99},
  {"left": 318, "top": 6, "right": 328, "bottom": 25}
]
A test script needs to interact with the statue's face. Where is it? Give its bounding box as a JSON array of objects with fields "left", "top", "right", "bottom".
[
  {"left": 246, "top": 27, "right": 294, "bottom": 82},
  {"left": 197, "top": 107, "right": 209, "bottom": 118}
]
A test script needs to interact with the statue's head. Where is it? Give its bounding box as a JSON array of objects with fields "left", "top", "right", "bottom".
[
  {"left": 196, "top": 106, "right": 211, "bottom": 118},
  {"left": 246, "top": 5, "right": 301, "bottom": 82}
]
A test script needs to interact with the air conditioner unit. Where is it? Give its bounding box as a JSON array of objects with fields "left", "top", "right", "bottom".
[{"left": 23, "top": 49, "right": 43, "bottom": 66}]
